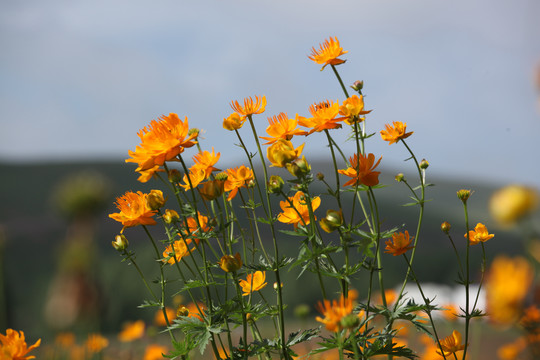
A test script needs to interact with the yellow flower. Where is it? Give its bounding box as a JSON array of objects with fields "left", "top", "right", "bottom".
[
  {"left": 162, "top": 209, "right": 180, "bottom": 224},
  {"left": 219, "top": 253, "right": 242, "bottom": 272},
  {"left": 239, "top": 271, "right": 267, "bottom": 296},
  {"left": 109, "top": 191, "right": 157, "bottom": 232},
  {"left": 179, "top": 167, "right": 207, "bottom": 191},
  {"left": 436, "top": 330, "right": 466, "bottom": 357},
  {"left": 126, "top": 113, "right": 197, "bottom": 171},
  {"left": 298, "top": 100, "right": 345, "bottom": 134},
  {"left": 136, "top": 165, "right": 165, "bottom": 183},
  {"left": 338, "top": 153, "right": 382, "bottom": 187},
  {"left": 465, "top": 223, "right": 494, "bottom": 245},
  {"left": 489, "top": 185, "right": 539, "bottom": 226},
  {"left": 144, "top": 344, "right": 169, "bottom": 360},
  {"left": 224, "top": 166, "right": 254, "bottom": 201},
  {"left": 259, "top": 112, "right": 307, "bottom": 145},
  {"left": 118, "top": 320, "right": 145, "bottom": 342},
  {"left": 191, "top": 148, "right": 221, "bottom": 178},
  {"left": 339, "top": 95, "right": 372, "bottom": 124},
  {"left": 486, "top": 255, "right": 533, "bottom": 325},
  {"left": 315, "top": 292, "right": 357, "bottom": 332},
  {"left": 380, "top": 121, "right": 413, "bottom": 145},
  {"left": 277, "top": 191, "right": 320, "bottom": 228},
  {"left": 182, "top": 212, "right": 211, "bottom": 241},
  {"left": 266, "top": 139, "right": 305, "bottom": 168},
  {"left": 308, "top": 37, "right": 348, "bottom": 71},
  {"left": 154, "top": 307, "right": 177, "bottom": 327},
  {"left": 85, "top": 333, "right": 109, "bottom": 353},
  {"left": 384, "top": 231, "right": 415, "bottom": 256},
  {"left": 223, "top": 113, "right": 247, "bottom": 131},
  {"left": 0, "top": 329, "right": 40, "bottom": 360},
  {"left": 162, "top": 239, "right": 195, "bottom": 265},
  {"left": 230, "top": 95, "right": 267, "bottom": 116},
  {"left": 146, "top": 189, "right": 166, "bottom": 210}
]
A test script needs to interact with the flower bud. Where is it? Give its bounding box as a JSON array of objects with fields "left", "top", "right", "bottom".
[
  {"left": 168, "top": 169, "right": 182, "bottom": 183},
  {"left": 351, "top": 80, "right": 364, "bottom": 92},
  {"left": 246, "top": 313, "right": 253, "bottom": 322},
  {"left": 457, "top": 189, "right": 472, "bottom": 203},
  {"left": 286, "top": 156, "right": 311, "bottom": 177},
  {"left": 441, "top": 221, "right": 451, "bottom": 234},
  {"left": 147, "top": 189, "right": 166, "bottom": 210},
  {"left": 273, "top": 282, "right": 283, "bottom": 291},
  {"left": 340, "top": 314, "right": 360, "bottom": 329},
  {"left": 320, "top": 209, "right": 343, "bottom": 233},
  {"left": 395, "top": 173, "right": 405, "bottom": 182},
  {"left": 163, "top": 209, "right": 180, "bottom": 224},
  {"left": 215, "top": 172, "right": 228, "bottom": 181},
  {"left": 247, "top": 179, "right": 256, "bottom": 188},
  {"left": 176, "top": 305, "right": 189, "bottom": 317},
  {"left": 316, "top": 172, "right": 325, "bottom": 181},
  {"left": 268, "top": 175, "right": 284, "bottom": 194},
  {"left": 199, "top": 179, "right": 225, "bottom": 201},
  {"left": 218, "top": 253, "right": 242, "bottom": 272},
  {"left": 188, "top": 128, "right": 200, "bottom": 139},
  {"left": 112, "top": 234, "right": 129, "bottom": 251},
  {"left": 420, "top": 159, "right": 429, "bottom": 170},
  {"left": 223, "top": 113, "right": 246, "bottom": 131}
]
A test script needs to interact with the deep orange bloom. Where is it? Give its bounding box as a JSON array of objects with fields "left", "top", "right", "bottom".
[
  {"left": 85, "top": 333, "right": 109, "bottom": 353},
  {"left": 144, "top": 344, "right": 169, "bottom": 360},
  {"left": 315, "top": 292, "right": 356, "bottom": 332},
  {"left": 182, "top": 212, "right": 211, "bottom": 241},
  {"left": 465, "top": 223, "right": 494, "bottom": 245},
  {"left": 308, "top": 37, "right": 348, "bottom": 71},
  {"left": 384, "top": 231, "right": 415, "bottom": 256},
  {"left": 109, "top": 191, "right": 157, "bottom": 232},
  {"left": 186, "top": 302, "right": 207, "bottom": 321},
  {"left": 339, "top": 95, "right": 372, "bottom": 125},
  {"left": 223, "top": 113, "right": 247, "bottom": 131},
  {"left": 154, "top": 307, "right": 177, "bottom": 327},
  {"left": 180, "top": 167, "right": 207, "bottom": 191},
  {"left": 0, "top": 329, "right": 40, "bottom": 360},
  {"left": 266, "top": 139, "right": 305, "bottom": 167},
  {"left": 192, "top": 148, "right": 221, "bottom": 178},
  {"left": 136, "top": 165, "right": 165, "bottom": 183},
  {"left": 436, "top": 330, "right": 466, "bottom": 357},
  {"left": 260, "top": 113, "right": 308, "bottom": 144},
  {"left": 118, "top": 320, "right": 145, "bottom": 342},
  {"left": 230, "top": 95, "right": 267, "bottom": 116},
  {"left": 239, "top": 271, "right": 267, "bottom": 296},
  {"left": 163, "top": 238, "right": 195, "bottom": 265},
  {"left": 126, "top": 113, "right": 197, "bottom": 171},
  {"left": 338, "top": 153, "right": 382, "bottom": 187},
  {"left": 380, "top": 121, "right": 413, "bottom": 145},
  {"left": 224, "top": 165, "right": 254, "bottom": 201},
  {"left": 277, "top": 191, "right": 320, "bottom": 228},
  {"left": 298, "top": 100, "right": 345, "bottom": 134}
]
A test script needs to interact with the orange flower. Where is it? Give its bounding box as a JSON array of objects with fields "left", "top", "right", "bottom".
[
  {"left": 239, "top": 271, "right": 267, "bottom": 296},
  {"left": 384, "top": 231, "right": 415, "bottom": 256},
  {"left": 223, "top": 113, "right": 247, "bottom": 131},
  {"left": 109, "top": 191, "right": 157, "bottom": 232},
  {"left": 308, "top": 37, "right": 348, "bottom": 71},
  {"left": 144, "top": 344, "right": 169, "bottom": 360},
  {"left": 179, "top": 167, "right": 206, "bottom": 191},
  {"left": 186, "top": 302, "right": 207, "bottom": 321},
  {"left": 266, "top": 139, "right": 305, "bottom": 167},
  {"left": 163, "top": 238, "right": 195, "bottom": 264},
  {"left": 338, "top": 153, "right": 382, "bottom": 187},
  {"left": 277, "top": 191, "right": 320, "bottom": 228},
  {"left": 259, "top": 113, "right": 308, "bottom": 144},
  {"left": 85, "top": 333, "right": 109, "bottom": 353},
  {"left": 380, "top": 121, "right": 413, "bottom": 145},
  {"left": 0, "top": 329, "right": 40, "bottom": 360},
  {"left": 315, "top": 292, "right": 356, "bottom": 332},
  {"left": 55, "top": 332, "right": 75, "bottom": 348},
  {"left": 154, "top": 307, "right": 177, "bottom": 327},
  {"left": 465, "top": 223, "right": 494, "bottom": 245},
  {"left": 298, "top": 100, "right": 345, "bottom": 134},
  {"left": 224, "top": 166, "right": 254, "bottom": 201},
  {"left": 126, "top": 113, "right": 197, "bottom": 171},
  {"left": 490, "top": 185, "right": 539, "bottom": 226},
  {"left": 191, "top": 148, "right": 221, "bottom": 178},
  {"left": 436, "top": 330, "right": 466, "bottom": 357},
  {"left": 339, "top": 95, "right": 372, "bottom": 124},
  {"left": 136, "top": 165, "right": 165, "bottom": 183},
  {"left": 230, "top": 95, "right": 267, "bottom": 116},
  {"left": 118, "top": 320, "right": 145, "bottom": 342},
  {"left": 182, "top": 212, "right": 211, "bottom": 241}
]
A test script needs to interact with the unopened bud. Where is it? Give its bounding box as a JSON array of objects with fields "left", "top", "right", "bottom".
[
  {"left": 218, "top": 253, "right": 242, "bottom": 273},
  {"left": 163, "top": 209, "right": 180, "bottom": 224},
  {"left": 199, "top": 179, "right": 225, "bottom": 201},
  {"left": 247, "top": 179, "right": 256, "bottom": 188},
  {"left": 112, "top": 234, "right": 129, "bottom": 251},
  {"left": 441, "top": 221, "right": 451, "bottom": 234},
  {"left": 168, "top": 169, "right": 182, "bottom": 183},
  {"left": 215, "top": 172, "right": 228, "bottom": 181},
  {"left": 320, "top": 209, "right": 343, "bottom": 233},
  {"left": 316, "top": 172, "right": 325, "bottom": 181},
  {"left": 268, "top": 175, "right": 284, "bottom": 194},
  {"left": 147, "top": 189, "right": 166, "bottom": 210},
  {"left": 286, "top": 156, "right": 311, "bottom": 177},
  {"left": 457, "top": 189, "right": 472, "bottom": 203},
  {"left": 340, "top": 314, "right": 360, "bottom": 329},
  {"left": 351, "top": 80, "right": 364, "bottom": 92},
  {"left": 176, "top": 305, "right": 189, "bottom": 317},
  {"left": 188, "top": 128, "right": 200, "bottom": 139},
  {"left": 420, "top": 159, "right": 429, "bottom": 170}
]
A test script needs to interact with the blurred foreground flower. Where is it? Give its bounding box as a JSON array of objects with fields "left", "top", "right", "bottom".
[
  {"left": 144, "top": 344, "right": 169, "bottom": 360},
  {"left": 118, "top": 320, "right": 145, "bottom": 342},
  {"left": 489, "top": 184, "right": 539, "bottom": 227},
  {"left": 0, "top": 329, "right": 40, "bottom": 360},
  {"left": 316, "top": 292, "right": 356, "bottom": 332}
]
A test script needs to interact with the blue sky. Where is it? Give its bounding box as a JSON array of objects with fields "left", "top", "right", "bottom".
[{"left": 1, "top": 0, "right": 540, "bottom": 187}]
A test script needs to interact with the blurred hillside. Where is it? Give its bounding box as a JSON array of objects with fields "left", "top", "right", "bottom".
[{"left": 0, "top": 160, "right": 524, "bottom": 340}]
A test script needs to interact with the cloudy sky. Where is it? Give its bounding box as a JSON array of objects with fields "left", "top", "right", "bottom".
[{"left": 1, "top": 0, "right": 539, "bottom": 187}]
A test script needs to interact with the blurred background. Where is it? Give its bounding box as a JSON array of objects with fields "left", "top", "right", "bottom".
[{"left": 1, "top": 0, "right": 539, "bottom": 357}]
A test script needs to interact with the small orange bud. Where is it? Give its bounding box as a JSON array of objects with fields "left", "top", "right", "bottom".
[
  {"left": 199, "top": 179, "right": 225, "bottom": 201},
  {"left": 395, "top": 173, "right": 405, "bottom": 182},
  {"left": 168, "top": 169, "right": 182, "bottom": 183},
  {"left": 219, "top": 253, "right": 242, "bottom": 272},
  {"left": 147, "top": 189, "right": 166, "bottom": 210},
  {"left": 163, "top": 209, "right": 180, "bottom": 224},
  {"left": 441, "top": 221, "right": 451, "bottom": 234},
  {"left": 320, "top": 209, "right": 343, "bottom": 233}
]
